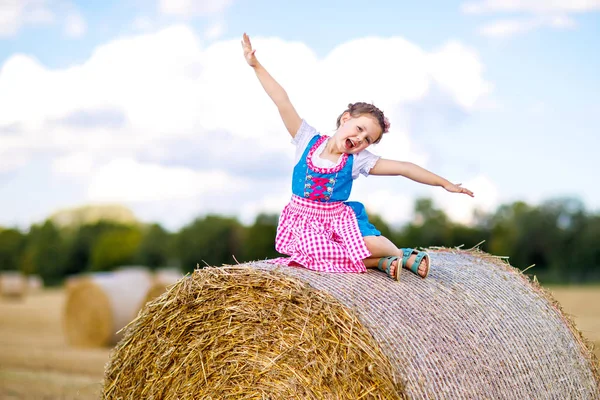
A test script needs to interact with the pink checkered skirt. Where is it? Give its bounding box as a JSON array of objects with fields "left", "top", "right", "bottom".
[{"left": 267, "top": 195, "right": 371, "bottom": 273}]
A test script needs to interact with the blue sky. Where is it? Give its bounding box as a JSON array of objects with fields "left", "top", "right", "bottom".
[{"left": 0, "top": 0, "right": 599, "bottom": 230}]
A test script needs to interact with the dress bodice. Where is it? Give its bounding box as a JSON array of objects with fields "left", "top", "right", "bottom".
[{"left": 291, "top": 135, "right": 354, "bottom": 202}]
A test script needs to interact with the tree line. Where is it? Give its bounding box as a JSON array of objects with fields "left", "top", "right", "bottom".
[{"left": 0, "top": 197, "right": 598, "bottom": 285}]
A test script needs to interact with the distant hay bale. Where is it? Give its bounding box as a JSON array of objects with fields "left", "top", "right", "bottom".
[
  {"left": 143, "top": 268, "right": 184, "bottom": 304},
  {"left": 64, "top": 275, "right": 82, "bottom": 293},
  {"left": 114, "top": 265, "right": 153, "bottom": 276},
  {"left": 104, "top": 250, "right": 600, "bottom": 399},
  {"left": 27, "top": 275, "right": 43, "bottom": 292},
  {"left": 63, "top": 268, "right": 153, "bottom": 347},
  {"left": 0, "top": 271, "right": 27, "bottom": 299}
]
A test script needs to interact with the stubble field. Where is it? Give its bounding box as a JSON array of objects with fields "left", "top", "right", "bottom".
[{"left": 0, "top": 286, "right": 598, "bottom": 399}]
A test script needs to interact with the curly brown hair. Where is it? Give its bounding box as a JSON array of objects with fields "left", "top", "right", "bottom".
[{"left": 335, "top": 102, "right": 389, "bottom": 143}]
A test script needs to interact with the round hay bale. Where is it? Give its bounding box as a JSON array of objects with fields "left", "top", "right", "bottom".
[
  {"left": 104, "top": 267, "right": 404, "bottom": 399},
  {"left": 143, "top": 268, "right": 184, "bottom": 304},
  {"left": 27, "top": 274, "right": 43, "bottom": 292},
  {"left": 64, "top": 275, "right": 82, "bottom": 293},
  {"left": 63, "top": 268, "right": 153, "bottom": 347},
  {"left": 103, "top": 250, "right": 600, "bottom": 399},
  {"left": 114, "top": 265, "right": 153, "bottom": 276},
  {"left": 0, "top": 271, "right": 27, "bottom": 299},
  {"left": 155, "top": 267, "right": 184, "bottom": 283}
]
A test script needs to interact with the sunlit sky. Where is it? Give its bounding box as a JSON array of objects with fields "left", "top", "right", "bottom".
[{"left": 1, "top": 0, "right": 599, "bottom": 230}]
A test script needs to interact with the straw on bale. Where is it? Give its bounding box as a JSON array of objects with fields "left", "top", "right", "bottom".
[
  {"left": 63, "top": 268, "right": 153, "bottom": 347},
  {"left": 143, "top": 268, "right": 184, "bottom": 304},
  {"left": 0, "top": 271, "right": 27, "bottom": 299},
  {"left": 104, "top": 267, "right": 404, "bottom": 399},
  {"left": 104, "top": 250, "right": 600, "bottom": 400}
]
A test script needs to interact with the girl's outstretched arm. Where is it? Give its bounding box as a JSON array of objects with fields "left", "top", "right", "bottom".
[
  {"left": 370, "top": 158, "right": 474, "bottom": 197},
  {"left": 242, "top": 33, "right": 302, "bottom": 137}
]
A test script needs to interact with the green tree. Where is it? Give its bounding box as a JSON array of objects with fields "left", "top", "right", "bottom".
[
  {"left": 569, "top": 215, "right": 600, "bottom": 281},
  {"left": 487, "top": 197, "right": 590, "bottom": 282},
  {"left": 136, "top": 223, "right": 172, "bottom": 269},
  {"left": 64, "top": 221, "right": 129, "bottom": 276},
  {"left": 367, "top": 213, "right": 393, "bottom": 240},
  {"left": 242, "top": 213, "right": 280, "bottom": 261},
  {"left": 20, "top": 221, "right": 67, "bottom": 285},
  {"left": 397, "top": 198, "right": 452, "bottom": 248},
  {"left": 448, "top": 224, "right": 489, "bottom": 251},
  {"left": 488, "top": 202, "right": 530, "bottom": 267},
  {"left": 546, "top": 198, "right": 597, "bottom": 282},
  {"left": 392, "top": 198, "right": 487, "bottom": 252},
  {"left": 90, "top": 226, "right": 142, "bottom": 271},
  {"left": 0, "top": 228, "right": 25, "bottom": 272},
  {"left": 176, "top": 215, "right": 243, "bottom": 272}
]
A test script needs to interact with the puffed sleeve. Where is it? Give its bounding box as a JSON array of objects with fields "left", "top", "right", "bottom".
[
  {"left": 292, "top": 119, "right": 319, "bottom": 163},
  {"left": 352, "top": 149, "right": 381, "bottom": 179}
]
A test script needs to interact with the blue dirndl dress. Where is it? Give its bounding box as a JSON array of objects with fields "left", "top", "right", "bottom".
[{"left": 269, "top": 134, "right": 381, "bottom": 273}]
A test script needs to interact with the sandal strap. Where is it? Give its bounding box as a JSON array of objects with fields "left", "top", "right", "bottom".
[
  {"left": 401, "top": 248, "right": 413, "bottom": 269},
  {"left": 411, "top": 251, "right": 428, "bottom": 274},
  {"left": 377, "top": 256, "right": 398, "bottom": 277},
  {"left": 399, "top": 248, "right": 430, "bottom": 278}
]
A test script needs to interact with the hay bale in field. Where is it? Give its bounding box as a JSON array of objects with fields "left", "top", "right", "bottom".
[
  {"left": 0, "top": 271, "right": 27, "bottom": 299},
  {"left": 64, "top": 275, "right": 81, "bottom": 293},
  {"left": 104, "top": 267, "right": 402, "bottom": 399},
  {"left": 103, "top": 250, "right": 600, "bottom": 399},
  {"left": 27, "top": 274, "right": 43, "bottom": 292},
  {"left": 143, "top": 268, "right": 184, "bottom": 304},
  {"left": 63, "top": 268, "right": 153, "bottom": 347}
]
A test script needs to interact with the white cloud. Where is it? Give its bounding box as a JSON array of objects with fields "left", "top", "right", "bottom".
[
  {"left": 0, "top": 152, "right": 30, "bottom": 173},
  {"left": 132, "top": 15, "right": 154, "bottom": 31},
  {"left": 159, "top": 0, "right": 233, "bottom": 16},
  {"left": 479, "top": 15, "right": 575, "bottom": 37},
  {"left": 52, "top": 152, "right": 94, "bottom": 178},
  {"left": 0, "top": 26, "right": 492, "bottom": 227},
  {"left": 22, "top": 3, "right": 53, "bottom": 24},
  {"left": 87, "top": 158, "right": 248, "bottom": 202},
  {"left": 0, "top": 1, "right": 86, "bottom": 38},
  {"left": 0, "top": 0, "right": 55, "bottom": 37},
  {"left": 462, "top": 0, "right": 600, "bottom": 14},
  {"left": 463, "top": 0, "right": 596, "bottom": 37},
  {"left": 64, "top": 10, "right": 86, "bottom": 38},
  {"left": 426, "top": 41, "right": 493, "bottom": 109},
  {"left": 360, "top": 189, "right": 415, "bottom": 228},
  {"left": 433, "top": 175, "right": 499, "bottom": 225},
  {"left": 238, "top": 191, "right": 291, "bottom": 225},
  {"left": 204, "top": 20, "right": 225, "bottom": 40}
]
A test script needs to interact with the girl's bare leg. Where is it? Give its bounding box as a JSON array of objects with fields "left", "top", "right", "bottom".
[{"left": 362, "top": 235, "right": 428, "bottom": 278}]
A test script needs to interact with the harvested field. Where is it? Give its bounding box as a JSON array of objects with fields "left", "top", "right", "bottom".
[
  {"left": 548, "top": 286, "right": 600, "bottom": 360},
  {"left": 0, "top": 289, "right": 109, "bottom": 400}
]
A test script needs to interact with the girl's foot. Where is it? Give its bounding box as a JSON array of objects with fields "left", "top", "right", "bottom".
[{"left": 379, "top": 252, "right": 429, "bottom": 279}]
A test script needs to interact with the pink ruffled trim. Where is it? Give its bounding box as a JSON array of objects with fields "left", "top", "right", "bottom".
[{"left": 306, "top": 136, "right": 348, "bottom": 174}]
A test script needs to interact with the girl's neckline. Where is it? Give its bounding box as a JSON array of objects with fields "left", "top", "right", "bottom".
[
  {"left": 317, "top": 137, "right": 344, "bottom": 164},
  {"left": 306, "top": 136, "right": 348, "bottom": 174}
]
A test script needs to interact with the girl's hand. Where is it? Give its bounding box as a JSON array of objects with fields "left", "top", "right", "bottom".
[
  {"left": 241, "top": 33, "right": 258, "bottom": 68},
  {"left": 444, "top": 182, "right": 474, "bottom": 197}
]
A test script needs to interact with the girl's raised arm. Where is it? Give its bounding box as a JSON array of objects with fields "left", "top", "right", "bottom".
[
  {"left": 242, "top": 33, "right": 302, "bottom": 137},
  {"left": 370, "top": 159, "right": 474, "bottom": 197}
]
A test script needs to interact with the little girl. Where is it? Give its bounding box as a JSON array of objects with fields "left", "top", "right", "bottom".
[{"left": 242, "top": 33, "right": 474, "bottom": 280}]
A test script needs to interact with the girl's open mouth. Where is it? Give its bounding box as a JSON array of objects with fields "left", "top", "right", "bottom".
[{"left": 345, "top": 138, "right": 355, "bottom": 150}]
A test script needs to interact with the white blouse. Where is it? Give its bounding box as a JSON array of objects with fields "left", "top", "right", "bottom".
[{"left": 291, "top": 119, "right": 380, "bottom": 179}]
